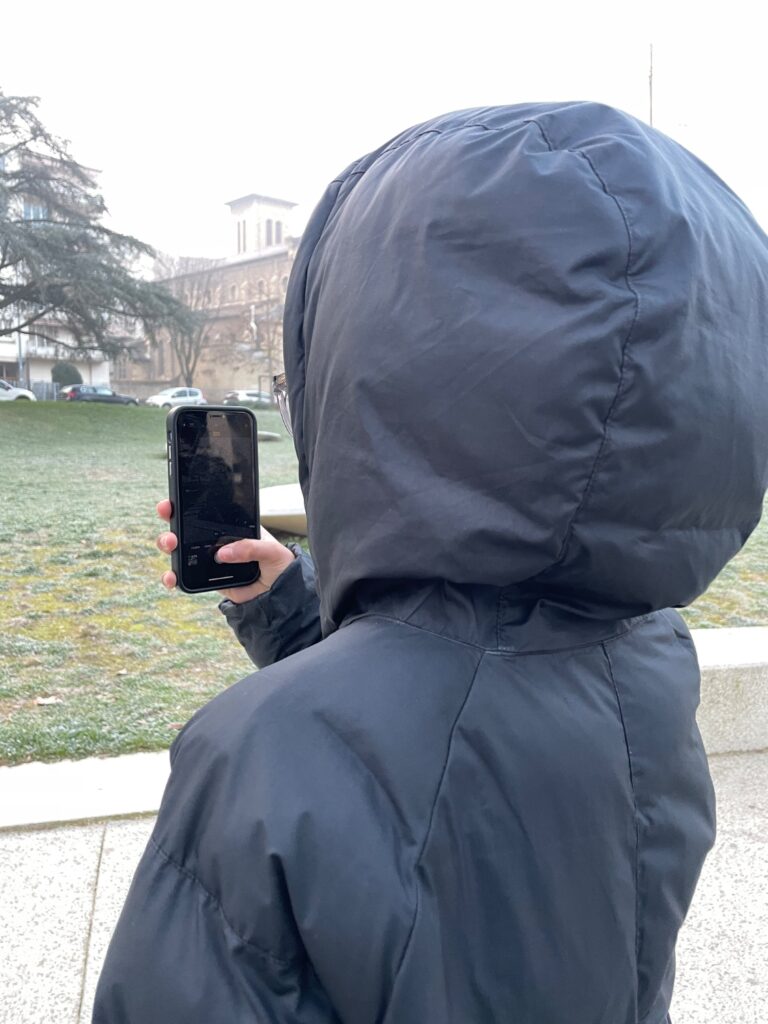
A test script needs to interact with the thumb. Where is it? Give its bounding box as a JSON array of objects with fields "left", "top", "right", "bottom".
[{"left": 215, "top": 538, "right": 285, "bottom": 564}]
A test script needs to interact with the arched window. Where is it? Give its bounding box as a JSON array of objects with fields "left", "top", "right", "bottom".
[
  {"left": 275, "top": 220, "right": 283, "bottom": 244},
  {"left": 266, "top": 219, "right": 273, "bottom": 246}
]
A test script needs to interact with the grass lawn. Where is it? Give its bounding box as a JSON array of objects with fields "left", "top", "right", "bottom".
[
  {"left": 0, "top": 401, "right": 300, "bottom": 765},
  {"left": 1, "top": 401, "right": 766, "bottom": 765}
]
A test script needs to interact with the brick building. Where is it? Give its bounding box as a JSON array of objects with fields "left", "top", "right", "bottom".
[{"left": 113, "top": 194, "right": 297, "bottom": 402}]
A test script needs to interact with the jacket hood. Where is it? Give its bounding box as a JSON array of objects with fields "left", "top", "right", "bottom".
[{"left": 283, "top": 102, "right": 768, "bottom": 634}]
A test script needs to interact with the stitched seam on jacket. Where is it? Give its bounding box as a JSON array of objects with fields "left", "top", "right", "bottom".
[
  {"left": 601, "top": 642, "right": 641, "bottom": 1004},
  {"left": 524, "top": 117, "right": 642, "bottom": 568},
  {"left": 348, "top": 611, "right": 649, "bottom": 656},
  {"left": 385, "top": 652, "right": 486, "bottom": 1011},
  {"left": 148, "top": 835, "right": 299, "bottom": 970},
  {"left": 331, "top": 121, "right": 504, "bottom": 187}
]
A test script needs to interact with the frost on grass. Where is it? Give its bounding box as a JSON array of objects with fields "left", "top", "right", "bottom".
[{"left": 1, "top": 403, "right": 294, "bottom": 763}]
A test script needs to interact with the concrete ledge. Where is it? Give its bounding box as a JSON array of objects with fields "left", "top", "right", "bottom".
[
  {"left": 0, "top": 750, "right": 169, "bottom": 831},
  {"left": 692, "top": 627, "right": 768, "bottom": 755},
  {"left": 0, "top": 627, "right": 765, "bottom": 831}
]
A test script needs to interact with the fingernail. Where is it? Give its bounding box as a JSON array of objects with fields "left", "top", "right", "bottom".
[{"left": 216, "top": 546, "right": 233, "bottom": 562}]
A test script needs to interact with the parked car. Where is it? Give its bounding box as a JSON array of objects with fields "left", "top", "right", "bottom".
[
  {"left": 145, "top": 387, "right": 207, "bottom": 408},
  {"left": 62, "top": 384, "right": 139, "bottom": 405},
  {"left": 0, "top": 379, "right": 37, "bottom": 401},
  {"left": 223, "top": 389, "right": 274, "bottom": 408}
]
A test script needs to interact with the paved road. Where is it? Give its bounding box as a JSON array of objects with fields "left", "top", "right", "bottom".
[{"left": 1, "top": 752, "right": 765, "bottom": 1023}]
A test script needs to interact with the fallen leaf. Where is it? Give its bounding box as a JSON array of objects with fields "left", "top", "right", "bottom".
[
  {"left": 115, "top": 669, "right": 129, "bottom": 677},
  {"left": 168, "top": 722, "right": 184, "bottom": 730},
  {"left": 35, "top": 696, "right": 63, "bottom": 706}
]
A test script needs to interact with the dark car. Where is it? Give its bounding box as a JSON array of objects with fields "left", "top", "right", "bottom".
[{"left": 61, "top": 384, "right": 139, "bottom": 405}]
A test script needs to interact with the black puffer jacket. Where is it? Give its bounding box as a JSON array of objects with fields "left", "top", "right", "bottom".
[{"left": 94, "top": 103, "right": 768, "bottom": 1023}]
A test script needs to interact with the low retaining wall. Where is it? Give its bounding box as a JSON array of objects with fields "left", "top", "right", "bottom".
[
  {"left": 693, "top": 627, "right": 768, "bottom": 755},
  {"left": 0, "top": 627, "right": 765, "bottom": 831}
]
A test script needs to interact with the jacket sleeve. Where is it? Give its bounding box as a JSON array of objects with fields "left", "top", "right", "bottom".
[
  {"left": 218, "top": 548, "right": 322, "bottom": 668},
  {"left": 91, "top": 691, "right": 341, "bottom": 1024},
  {"left": 91, "top": 835, "right": 335, "bottom": 1024}
]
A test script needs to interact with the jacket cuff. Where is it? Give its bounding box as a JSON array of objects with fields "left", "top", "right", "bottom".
[{"left": 218, "top": 548, "right": 322, "bottom": 669}]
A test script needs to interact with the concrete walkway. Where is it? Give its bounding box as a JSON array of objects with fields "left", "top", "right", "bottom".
[{"left": 0, "top": 750, "right": 765, "bottom": 1023}]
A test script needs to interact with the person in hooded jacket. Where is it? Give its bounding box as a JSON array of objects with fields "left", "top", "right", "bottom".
[{"left": 93, "top": 102, "right": 768, "bottom": 1024}]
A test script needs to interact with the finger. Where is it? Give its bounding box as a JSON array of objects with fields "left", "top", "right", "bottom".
[
  {"left": 155, "top": 531, "right": 178, "bottom": 554},
  {"left": 162, "top": 570, "right": 177, "bottom": 589},
  {"left": 215, "top": 538, "right": 281, "bottom": 563},
  {"left": 156, "top": 499, "right": 173, "bottom": 523}
]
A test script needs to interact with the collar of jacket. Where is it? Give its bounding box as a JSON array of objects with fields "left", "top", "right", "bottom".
[{"left": 339, "top": 579, "right": 646, "bottom": 654}]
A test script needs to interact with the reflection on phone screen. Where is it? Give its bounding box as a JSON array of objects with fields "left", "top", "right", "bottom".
[{"left": 177, "top": 410, "right": 258, "bottom": 589}]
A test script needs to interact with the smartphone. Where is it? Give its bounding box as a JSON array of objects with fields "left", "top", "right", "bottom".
[{"left": 166, "top": 405, "right": 260, "bottom": 593}]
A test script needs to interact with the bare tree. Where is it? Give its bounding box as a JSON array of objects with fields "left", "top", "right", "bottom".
[
  {"left": 246, "top": 268, "right": 288, "bottom": 388},
  {"left": 155, "top": 256, "right": 224, "bottom": 387}
]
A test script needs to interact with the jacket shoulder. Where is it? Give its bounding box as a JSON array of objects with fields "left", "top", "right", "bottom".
[{"left": 152, "top": 617, "right": 482, "bottom": 1015}]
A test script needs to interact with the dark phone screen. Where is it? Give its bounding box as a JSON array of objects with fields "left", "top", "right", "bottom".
[{"left": 174, "top": 409, "right": 259, "bottom": 590}]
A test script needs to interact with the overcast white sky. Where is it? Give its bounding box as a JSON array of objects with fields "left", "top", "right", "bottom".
[{"left": 2, "top": 0, "right": 765, "bottom": 256}]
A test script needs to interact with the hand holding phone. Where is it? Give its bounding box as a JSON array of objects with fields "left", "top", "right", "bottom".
[
  {"left": 167, "top": 406, "right": 261, "bottom": 593},
  {"left": 155, "top": 501, "right": 296, "bottom": 604}
]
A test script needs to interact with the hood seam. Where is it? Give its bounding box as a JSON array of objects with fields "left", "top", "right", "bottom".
[{"left": 525, "top": 117, "right": 642, "bottom": 571}]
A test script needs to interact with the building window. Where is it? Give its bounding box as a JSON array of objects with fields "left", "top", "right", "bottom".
[
  {"left": 258, "top": 279, "right": 266, "bottom": 298},
  {"left": 275, "top": 220, "right": 282, "bottom": 244},
  {"left": 23, "top": 201, "right": 47, "bottom": 221},
  {"left": 266, "top": 219, "right": 273, "bottom": 246},
  {"left": 242, "top": 220, "right": 247, "bottom": 251},
  {"left": 230, "top": 284, "right": 237, "bottom": 300}
]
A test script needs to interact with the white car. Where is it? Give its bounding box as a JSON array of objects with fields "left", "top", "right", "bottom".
[
  {"left": 145, "top": 387, "right": 206, "bottom": 408},
  {"left": 223, "top": 389, "right": 274, "bottom": 408},
  {"left": 0, "top": 379, "right": 36, "bottom": 401}
]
